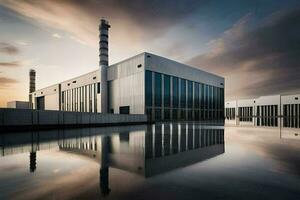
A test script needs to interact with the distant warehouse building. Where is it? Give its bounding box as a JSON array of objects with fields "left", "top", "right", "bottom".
[
  {"left": 225, "top": 94, "right": 300, "bottom": 129},
  {"left": 30, "top": 20, "right": 225, "bottom": 121},
  {"left": 7, "top": 101, "right": 30, "bottom": 109}
]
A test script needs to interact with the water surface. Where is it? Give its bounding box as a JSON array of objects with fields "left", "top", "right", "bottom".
[{"left": 0, "top": 123, "right": 299, "bottom": 200}]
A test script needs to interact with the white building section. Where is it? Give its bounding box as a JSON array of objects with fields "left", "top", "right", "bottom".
[{"left": 225, "top": 94, "right": 300, "bottom": 129}]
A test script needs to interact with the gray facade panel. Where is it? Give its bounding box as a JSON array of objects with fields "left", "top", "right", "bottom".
[{"left": 144, "top": 53, "right": 224, "bottom": 88}]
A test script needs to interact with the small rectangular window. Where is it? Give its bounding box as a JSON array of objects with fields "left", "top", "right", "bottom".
[{"left": 97, "top": 82, "right": 100, "bottom": 94}]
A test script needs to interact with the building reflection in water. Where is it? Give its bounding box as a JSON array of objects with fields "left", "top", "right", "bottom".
[
  {"left": 100, "top": 136, "right": 111, "bottom": 196},
  {"left": 0, "top": 123, "right": 224, "bottom": 196},
  {"left": 30, "top": 132, "right": 39, "bottom": 173},
  {"left": 29, "top": 152, "right": 36, "bottom": 172}
]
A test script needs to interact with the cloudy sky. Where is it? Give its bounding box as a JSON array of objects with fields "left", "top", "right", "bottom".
[{"left": 0, "top": 0, "right": 299, "bottom": 107}]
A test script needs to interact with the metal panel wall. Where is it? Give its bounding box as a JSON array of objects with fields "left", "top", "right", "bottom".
[{"left": 108, "top": 72, "right": 145, "bottom": 114}]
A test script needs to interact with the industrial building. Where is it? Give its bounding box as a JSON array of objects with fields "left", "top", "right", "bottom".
[
  {"left": 225, "top": 94, "right": 300, "bottom": 129},
  {"left": 30, "top": 20, "right": 225, "bottom": 121}
]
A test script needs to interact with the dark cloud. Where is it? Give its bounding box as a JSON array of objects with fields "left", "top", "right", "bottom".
[
  {"left": 187, "top": 8, "right": 300, "bottom": 98},
  {"left": 1, "top": 0, "right": 299, "bottom": 99},
  {"left": 108, "top": 0, "right": 208, "bottom": 29},
  {"left": 0, "top": 61, "right": 22, "bottom": 68},
  {"left": 0, "top": 0, "right": 209, "bottom": 45},
  {"left": 59, "top": 0, "right": 207, "bottom": 28},
  {"left": 0, "top": 76, "right": 18, "bottom": 88},
  {"left": 0, "top": 42, "right": 19, "bottom": 55}
]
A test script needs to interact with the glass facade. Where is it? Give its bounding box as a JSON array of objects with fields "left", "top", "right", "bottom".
[
  {"left": 164, "top": 75, "right": 171, "bottom": 107},
  {"left": 172, "top": 77, "right": 179, "bottom": 108},
  {"left": 154, "top": 72, "right": 162, "bottom": 107},
  {"left": 194, "top": 83, "right": 199, "bottom": 109},
  {"left": 145, "top": 70, "right": 152, "bottom": 107},
  {"left": 238, "top": 107, "right": 253, "bottom": 122},
  {"left": 180, "top": 79, "right": 186, "bottom": 109},
  {"left": 61, "top": 82, "right": 99, "bottom": 113},
  {"left": 225, "top": 108, "right": 235, "bottom": 120},
  {"left": 283, "top": 104, "right": 299, "bottom": 128},
  {"left": 172, "top": 77, "right": 179, "bottom": 120},
  {"left": 188, "top": 81, "right": 193, "bottom": 109},
  {"left": 256, "top": 105, "right": 278, "bottom": 127},
  {"left": 145, "top": 70, "right": 224, "bottom": 121}
]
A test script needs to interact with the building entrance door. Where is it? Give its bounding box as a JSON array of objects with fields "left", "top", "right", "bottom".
[
  {"left": 36, "top": 96, "right": 45, "bottom": 110},
  {"left": 119, "top": 106, "right": 129, "bottom": 114}
]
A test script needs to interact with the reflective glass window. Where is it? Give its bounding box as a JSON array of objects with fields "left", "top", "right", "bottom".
[
  {"left": 180, "top": 79, "right": 186, "bottom": 108},
  {"left": 155, "top": 72, "right": 162, "bottom": 107},
  {"left": 164, "top": 75, "right": 171, "bottom": 107},
  {"left": 194, "top": 83, "right": 199, "bottom": 109},
  {"left": 172, "top": 77, "right": 179, "bottom": 108},
  {"left": 145, "top": 70, "right": 152, "bottom": 107},
  {"left": 188, "top": 81, "right": 193, "bottom": 108}
]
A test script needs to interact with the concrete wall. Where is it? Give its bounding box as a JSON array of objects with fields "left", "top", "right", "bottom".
[
  {"left": 107, "top": 53, "right": 145, "bottom": 81},
  {"left": 0, "top": 108, "right": 148, "bottom": 130},
  {"left": 237, "top": 98, "right": 255, "bottom": 107},
  {"left": 225, "top": 100, "right": 237, "bottom": 108},
  {"left": 255, "top": 95, "right": 280, "bottom": 106},
  {"left": 281, "top": 94, "right": 300, "bottom": 104},
  {"left": 32, "top": 84, "right": 60, "bottom": 110},
  {"left": 44, "top": 93, "right": 60, "bottom": 110},
  {"left": 33, "top": 84, "right": 60, "bottom": 98},
  {"left": 61, "top": 71, "right": 99, "bottom": 91}
]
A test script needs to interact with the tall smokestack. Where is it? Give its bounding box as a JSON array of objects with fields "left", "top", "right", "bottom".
[
  {"left": 99, "top": 19, "right": 110, "bottom": 113},
  {"left": 29, "top": 69, "right": 36, "bottom": 109}
]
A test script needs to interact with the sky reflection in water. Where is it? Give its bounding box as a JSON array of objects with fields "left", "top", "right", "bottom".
[{"left": 0, "top": 123, "right": 299, "bottom": 200}]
